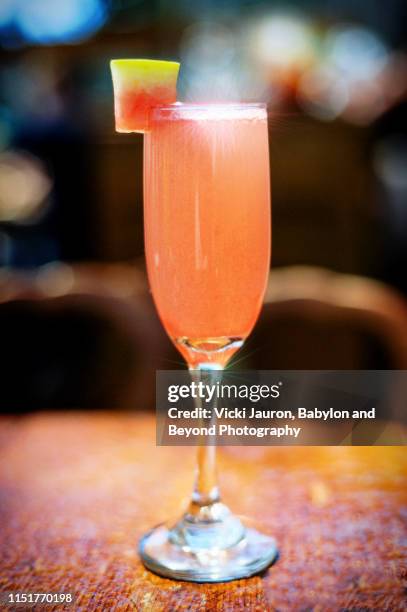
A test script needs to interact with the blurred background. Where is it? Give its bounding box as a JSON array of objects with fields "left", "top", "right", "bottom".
[{"left": 0, "top": 0, "right": 407, "bottom": 411}]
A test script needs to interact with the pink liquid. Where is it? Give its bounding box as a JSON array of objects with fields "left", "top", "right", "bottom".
[{"left": 144, "top": 104, "right": 271, "bottom": 366}]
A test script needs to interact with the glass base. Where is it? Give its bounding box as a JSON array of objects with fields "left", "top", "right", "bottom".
[{"left": 139, "top": 518, "right": 278, "bottom": 583}]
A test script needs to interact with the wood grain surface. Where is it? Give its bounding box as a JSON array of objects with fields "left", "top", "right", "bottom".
[{"left": 0, "top": 413, "right": 406, "bottom": 611}]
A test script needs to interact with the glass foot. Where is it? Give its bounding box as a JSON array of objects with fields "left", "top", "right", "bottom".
[{"left": 139, "top": 518, "right": 278, "bottom": 583}]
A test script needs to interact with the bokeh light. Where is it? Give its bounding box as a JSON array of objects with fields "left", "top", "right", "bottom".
[
  {"left": 180, "top": 22, "right": 241, "bottom": 101},
  {"left": 0, "top": 0, "right": 108, "bottom": 45},
  {"left": 36, "top": 261, "right": 75, "bottom": 296},
  {"left": 181, "top": 21, "right": 236, "bottom": 71},
  {"left": 296, "top": 23, "right": 395, "bottom": 124},
  {"left": 249, "top": 13, "right": 317, "bottom": 71},
  {"left": 0, "top": 151, "right": 52, "bottom": 223},
  {"left": 325, "top": 25, "right": 389, "bottom": 83}
]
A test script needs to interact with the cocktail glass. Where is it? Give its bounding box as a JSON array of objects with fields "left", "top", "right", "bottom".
[{"left": 139, "top": 103, "right": 277, "bottom": 582}]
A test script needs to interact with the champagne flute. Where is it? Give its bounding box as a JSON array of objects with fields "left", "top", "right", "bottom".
[{"left": 139, "top": 102, "right": 277, "bottom": 582}]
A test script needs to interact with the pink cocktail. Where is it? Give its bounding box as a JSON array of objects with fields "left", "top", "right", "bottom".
[{"left": 144, "top": 104, "right": 270, "bottom": 366}]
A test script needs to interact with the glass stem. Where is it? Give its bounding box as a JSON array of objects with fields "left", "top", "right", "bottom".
[
  {"left": 169, "top": 364, "right": 245, "bottom": 550},
  {"left": 188, "top": 365, "right": 223, "bottom": 512}
]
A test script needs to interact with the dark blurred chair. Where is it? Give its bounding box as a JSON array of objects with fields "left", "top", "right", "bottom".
[
  {"left": 238, "top": 266, "right": 407, "bottom": 370},
  {"left": 0, "top": 262, "right": 179, "bottom": 412}
]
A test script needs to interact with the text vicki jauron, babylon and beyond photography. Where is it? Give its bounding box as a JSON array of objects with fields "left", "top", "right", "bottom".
[{"left": 166, "top": 407, "right": 377, "bottom": 421}]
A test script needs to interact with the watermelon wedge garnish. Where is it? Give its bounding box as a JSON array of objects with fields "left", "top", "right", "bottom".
[{"left": 110, "top": 59, "right": 180, "bottom": 133}]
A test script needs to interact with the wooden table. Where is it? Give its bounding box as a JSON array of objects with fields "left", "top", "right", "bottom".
[{"left": 0, "top": 413, "right": 406, "bottom": 610}]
